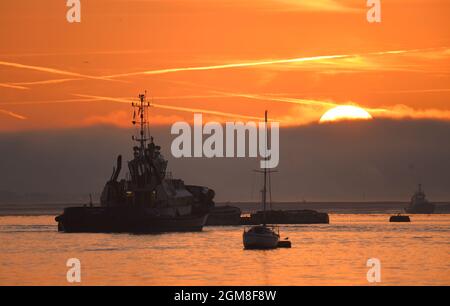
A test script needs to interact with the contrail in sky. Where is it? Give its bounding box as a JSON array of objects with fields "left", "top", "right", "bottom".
[
  {"left": 0, "top": 60, "right": 119, "bottom": 82},
  {"left": 0, "top": 98, "right": 101, "bottom": 106},
  {"left": 210, "top": 90, "right": 338, "bottom": 107},
  {"left": 74, "top": 94, "right": 266, "bottom": 121},
  {"left": 102, "top": 54, "right": 349, "bottom": 78},
  {"left": 101, "top": 48, "right": 443, "bottom": 79},
  {"left": 0, "top": 108, "right": 27, "bottom": 120},
  {"left": 0, "top": 83, "right": 29, "bottom": 90},
  {"left": 0, "top": 91, "right": 384, "bottom": 114},
  {"left": 0, "top": 95, "right": 229, "bottom": 106},
  {"left": 373, "top": 88, "right": 450, "bottom": 94},
  {"left": 0, "top": 47, "right": 445, "bottom": 89},
  {"left": 208, "top": 90, "right": 393, "bottom": 114},
  {"left": 11, "top": 78, "right": 82, "bottom": 86}
]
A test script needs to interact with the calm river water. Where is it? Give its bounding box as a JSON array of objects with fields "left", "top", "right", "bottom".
[{"left": 0, "top": 214, "right": 449, "bottom": 285}]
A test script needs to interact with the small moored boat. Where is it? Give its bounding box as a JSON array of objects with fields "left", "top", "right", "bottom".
[
  {"left": 243, "top": 225, "right": 280, "bottom": 249},
  {"left": 243, "top": 111, "right": 283, "bottom": 250}
]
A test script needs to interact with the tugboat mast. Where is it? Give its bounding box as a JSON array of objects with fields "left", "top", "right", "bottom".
[{"left": 132, "top": 92, "right": 151, "bottom": 155}]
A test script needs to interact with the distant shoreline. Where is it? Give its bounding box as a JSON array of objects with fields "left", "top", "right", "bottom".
[{"left": 0, "top": 201, "right": 449, "bottom": 216}]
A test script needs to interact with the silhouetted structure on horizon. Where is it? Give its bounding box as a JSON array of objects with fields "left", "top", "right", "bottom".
[{"left": 405, "top": 184, "right": 435, "bottom": 214}]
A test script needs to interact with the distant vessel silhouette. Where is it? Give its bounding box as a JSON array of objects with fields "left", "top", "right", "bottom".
[
  {"left": 405, "top": 184, "right": 435, "bottom": 214},
  {"left": 55, "top": 93, "right": 214, "bottom": 233},
  {"left": 389, "top": 214, "right": 411, "bottom": 222}
]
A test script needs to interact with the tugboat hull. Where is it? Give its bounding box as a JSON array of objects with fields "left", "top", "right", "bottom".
[{"left": 56, "top": 207, "right": 208, "bottom": 233}]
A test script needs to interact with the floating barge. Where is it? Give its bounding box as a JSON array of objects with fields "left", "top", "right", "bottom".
[
  {"left": 241, "top": 209, "right": 329, "bottom": 225},
  {"left": 206, "top": 206, "right": 242, "bottom": 226},
  {"left": 207, "top": 207, "right": 329, "bottom": 225}
]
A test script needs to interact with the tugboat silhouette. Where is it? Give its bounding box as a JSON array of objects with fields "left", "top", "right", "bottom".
[
  {"left": 55, "top": 93, "right": 214, "bottom": 233},
  {"left": 405, "top": 184, "right": 435, "bottom": 214}
]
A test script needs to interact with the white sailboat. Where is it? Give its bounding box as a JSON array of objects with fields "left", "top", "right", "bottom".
[
  {"left": 243, "top": 111, "right": 280, "bottom": 250},
  {"left": 243, "top": 224, "right": 280, "bottom": 249}
]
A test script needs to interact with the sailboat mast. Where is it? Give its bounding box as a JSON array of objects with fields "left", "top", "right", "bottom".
[{"left": 263, "top": 110, "right": 268, "bottom": 226}]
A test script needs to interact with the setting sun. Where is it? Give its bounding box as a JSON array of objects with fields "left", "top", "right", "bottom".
[{"left": 319, "top": 105, "right": 373, "bottom": 123}]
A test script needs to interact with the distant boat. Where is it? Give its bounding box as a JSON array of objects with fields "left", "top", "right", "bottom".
[
  {"left": 243, "top": 111, "right": 280, "bottom": 250},
  {"left": 389, "top": 214, "right": 411, "bottom": 222},
  {"left": 405, "top": 184, "right": 435, "bottom": 214}
]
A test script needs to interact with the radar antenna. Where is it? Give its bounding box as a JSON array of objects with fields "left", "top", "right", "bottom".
[{"left": 132, "top": 92, "right": 151, "bottom": 156}]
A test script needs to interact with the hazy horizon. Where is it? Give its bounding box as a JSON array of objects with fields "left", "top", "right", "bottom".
[{"left": 1, "top": 118, "right": 449, "bottom": 203}]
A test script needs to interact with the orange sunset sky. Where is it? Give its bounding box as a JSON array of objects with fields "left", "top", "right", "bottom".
[{"left": 0, "top": 0, "right": 449, "bottom": 131}]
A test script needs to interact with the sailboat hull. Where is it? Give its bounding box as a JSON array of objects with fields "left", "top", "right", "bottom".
[{"left": 243, "top": 231, "right": 280, "bottom": 249}]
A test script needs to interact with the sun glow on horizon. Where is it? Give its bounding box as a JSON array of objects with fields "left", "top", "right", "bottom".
[{"left": 319, "top": 105, "right": 373, "bottom": 123}]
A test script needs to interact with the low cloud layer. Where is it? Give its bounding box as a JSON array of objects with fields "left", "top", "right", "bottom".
[{"left": 0, "top": 119, "right": 449, "bottom": 203}]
